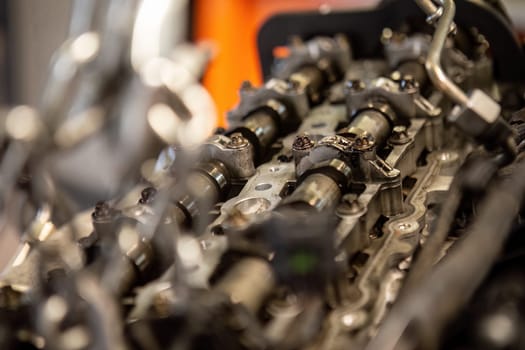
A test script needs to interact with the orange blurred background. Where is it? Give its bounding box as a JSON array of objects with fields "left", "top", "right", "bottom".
[{"left": 193, "top": 0, "right": 379, "bottom": 126}]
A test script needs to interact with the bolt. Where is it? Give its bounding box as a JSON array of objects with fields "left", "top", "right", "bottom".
[
  {"left": 227, "top": 133, "right": 249, "bottom": 149},
  {"left": 390, "top": 125, "right": 410, "bottom": 145},
  {"left": 341, "top": 310, "right": 368, "bottom": 330},
  {"left": 355, "top": 137, "right": 367, "bottom": 147},
  {"left": 139, "top": 187, "right": 157, "bottom": 205},
  {"left": 393, "top": 125, "right": 407, "bottom": 134},
  {"left": 353, "top": 135, "right": 374, "bottom": 150},
  {"left": 437, "top": 151, "right": 459, "bottom": 167},
  {"left": 397, "top": 222, "right": 416, "bottom": 233},
  {"left": 214, "top": 127, "right": 226, "bottom": 135},
  {"left": 292, "top": 134, "right": 314, "bottom": 151},
  {"left": 381, "top": 27, "right": 393, "bottom": 44},
  {"left": 92, "top": 201, "right": 111, "bottom": 220},
  {"left": 399, "top": 75, "right": 417, "bottom": 91},
  {"left": 390, "top": 71, "right": 402, "bottom": 82},
  {"left": 346, "top": 79, "right": 365, "bottom": 92},
  {"left": 271, "top": 79, "right": 288, "bottom": 93},
  {"left": 240, "top": 80, "right": 253, "bottom": 91},
  {"left": 287, "top": 79, "right": 301, "bottom": 91}
]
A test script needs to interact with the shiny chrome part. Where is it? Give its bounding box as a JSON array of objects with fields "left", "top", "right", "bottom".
[{"left": 197, "top": 160, "right": 230, "bottom": 193}]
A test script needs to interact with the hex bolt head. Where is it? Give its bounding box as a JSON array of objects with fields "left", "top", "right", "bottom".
[
  {"left": 390, "top": 71, "right": 402, "bottom": 81},
  {"left": 345, "top": 79, "right": 365, "bottom": 92},
  {"left": 381, "top": 27, "right": 393, "bottom": 43},
  {"left": 92, "top": 201, "right": 111, "bottom": 220},
  {"left": 240, "top": 80, "right": 253, "bottom": 90},
  {"left": 287, "top": 79, "right": 301, "bottom": 91},
  {"left": 390, "top": 125, "right": 411, "bottom": 145},
  {"left": 399, "top": 75, "right": 417, "bottom": 91},
  {"left": 214, "top": 127, "right": 226, "bottom": 135},
  {"left": 227, "top": 133, "right": 249, "bottom": 149},
  {"left": 353, "top": 135, "right": 375, "bottom": 150},
  {"left": 293, "top": 134, "right": 315, "bottom": 151}
]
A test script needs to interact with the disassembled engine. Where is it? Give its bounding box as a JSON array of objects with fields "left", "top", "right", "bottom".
[{"left": 0, "top": 0, "right": 525, "bottom": 349}]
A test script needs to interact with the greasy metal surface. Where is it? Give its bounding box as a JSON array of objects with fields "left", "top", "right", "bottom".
[
  {"left": 1, "top": 2, "right": 521, "bottom": 349},
  {"left": 320, "top": 148, "right": 461, "bottom": 348}
]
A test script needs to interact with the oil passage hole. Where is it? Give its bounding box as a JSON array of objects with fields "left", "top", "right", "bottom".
[
  {"left": 211, "top": 225, "right": 224, "bottom": 235},
  {"left": 255, "top": 183, "right": 272, "bottom": 191}
]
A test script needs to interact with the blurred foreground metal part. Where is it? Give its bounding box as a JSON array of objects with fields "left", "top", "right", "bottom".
[{"left": 0, "top": 0, "right": 525, "bottom": 349}]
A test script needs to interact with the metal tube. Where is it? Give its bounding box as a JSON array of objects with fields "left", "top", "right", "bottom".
[
  {"left": 415, "top": 0, "right": 439, "bottom": 16},
  {"left": 418, "top": 0, "right": 469, "bottom": 106}
]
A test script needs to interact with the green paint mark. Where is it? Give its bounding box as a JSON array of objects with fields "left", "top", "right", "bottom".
[{"left": 289, "top": 251, "right": 318, "bottom": 275}]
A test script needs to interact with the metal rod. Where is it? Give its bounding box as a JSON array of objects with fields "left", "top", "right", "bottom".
[
  {"left": 417, "top": 0, "right": 469, "bottom": 106},
  {"left": 415, "top": 0, "right": 439, "bottom": 16}
]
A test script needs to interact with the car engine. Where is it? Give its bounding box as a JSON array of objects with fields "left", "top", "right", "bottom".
[{"left": 0, "top": 0, "right": 525, "bottom": 349}]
